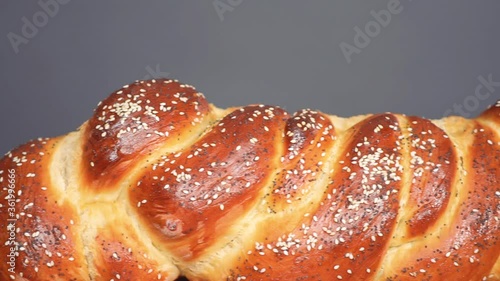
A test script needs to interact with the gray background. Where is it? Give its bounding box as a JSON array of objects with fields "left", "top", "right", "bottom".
[{"left": 1, "top": 0, "right": 499, "bottom": 155}]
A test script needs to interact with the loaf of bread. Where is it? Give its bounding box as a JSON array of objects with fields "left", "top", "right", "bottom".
[{"left": 1, "top": 79, "right": 499, "bottom": 281}]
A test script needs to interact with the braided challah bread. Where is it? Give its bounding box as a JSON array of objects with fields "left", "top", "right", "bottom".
[{"left": 1, "top": 79, "right": 499, "bottom": 281}]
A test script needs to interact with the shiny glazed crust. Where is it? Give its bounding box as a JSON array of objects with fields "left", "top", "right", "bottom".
[{"left": 1, "top": 79, "right": 499, "bottom": 281}]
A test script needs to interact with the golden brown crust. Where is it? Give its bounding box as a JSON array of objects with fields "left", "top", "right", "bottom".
[
  {"left": 1, "top": 79, "right": 499, "bottom": 281},
  {"left": 0, "top": 138, "right": 88, "bottom": 281},
  {"left": 91, "top": 216, "right": 179, "bottom": 281},
  {"left": 268, "top": 109, "right": 337, "bottom": 211},
  {"left": 130, "top": 105, "right": 289, "bottom": 260},
  {"left": 381, "top": 121, "right": 500, "bottom": 280},
  {"left": 403, "top": 116, "right": 455, "bottom": 238},
  {"left": 226, "top": 114, "right": 404, "bottom": 280},
  {"left": 82, "top": 79, "right": 212, "bottom": 192}
]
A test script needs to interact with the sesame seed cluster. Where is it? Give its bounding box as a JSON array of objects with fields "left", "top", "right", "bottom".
[{"left": 1, "top": 79, "right": 499, "bottom": 280}]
